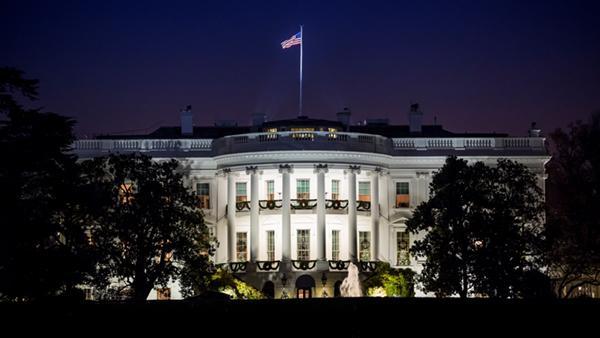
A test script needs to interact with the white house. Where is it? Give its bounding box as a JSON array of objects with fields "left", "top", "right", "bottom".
[{"left": 73, "top": 105, "right": 549, "bottom": 299}]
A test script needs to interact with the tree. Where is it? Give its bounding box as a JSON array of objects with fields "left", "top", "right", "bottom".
[
  {"left": 546, "top": 112, "right": 600, "bottom": 298},
  {"left": 406, "top": 156, "right": 545, "bottom": 298},
  {"left": 83, "top": 153, "right": 214, "bottom": 302},
  {"left": 0, "top": 67, "right": 93, "bottom": 300},
  {"left": 363, "top": 262, "right": 415, "bottom": 297}
]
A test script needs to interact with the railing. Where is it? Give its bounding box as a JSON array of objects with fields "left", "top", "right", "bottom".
[
  {"left": 212, "top": 130, "right": 393, "bottom": 156},
  {"left": 73, "top": 139, "right": 213, "bottom": 153},
  {"left": 290, "top": 199, "right": 318, "bottom": 210},
  {"left": 392, "top": 137, "right": 545, "bottom": 151},
  {"left": 256, "top": 260, "right": 281, "bottom": 271},
  {"left": 357, "top": 200, "right": 371, "bottom": 211},
  {"left": 258, "top": 199, "right": 283, "bottom": 210},
  {"left": 229, "top": 199, "right": 371, "bottom": 212},
  {"left": 73, "top": 133, "right": 544, "bottom": 157},
  {"left": 325, "top": 199, "right": 349, "bottom": 210},
  {"left": 291, "top": 260, "right": 317, "bottom": 270}
]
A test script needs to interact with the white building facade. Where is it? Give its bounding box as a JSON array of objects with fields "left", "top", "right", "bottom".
[{"left": 74, "top": 107, "right": 549, "bottom": 299}]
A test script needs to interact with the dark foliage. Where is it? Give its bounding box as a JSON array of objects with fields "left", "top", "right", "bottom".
[
  {"left": 546, "top": 112, "right": 600, "bottom": 297},
  {"left": 81, "top": 153, "right": 214, "bottom": 302},
  {"left": 406, "top": 156, "right": 545, "bottom": 298},
  {"left": 0, "top": 67, "right": 95, "bottom": 300}
]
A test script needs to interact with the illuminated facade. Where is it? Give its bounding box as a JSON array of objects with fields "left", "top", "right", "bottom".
[{"left": 73, "top": 106, "right": 549, "bottom": 299}]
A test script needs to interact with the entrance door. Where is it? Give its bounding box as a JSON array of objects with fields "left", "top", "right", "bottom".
[{"left": 296, "top": 288, "right": 312, "bottom": 298}]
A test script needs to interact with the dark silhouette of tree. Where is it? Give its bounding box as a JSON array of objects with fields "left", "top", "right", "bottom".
[
  {"left": 546, "top": 112, "right": 600, "bottom": 298},
  {"left": 406, "top": 156, "right": 545, "bottom": 298},
  {"left": 0, "top": 67, "right": 94, "bottom": 300},
  {"left": 82, "top": 153, "right": 213, "bottom": 302}
]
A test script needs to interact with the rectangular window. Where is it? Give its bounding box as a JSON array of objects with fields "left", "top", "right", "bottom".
[
  {"left": 196, "top": 183, "right": 210, "bottom": 209},
  {"left": 266, "top": 180, "right": 275, "bottom": 200},
  {"left": 331, "top": 230, "right": 340, "bottom": 261},
  {"left": 119, "top": 181, "right": 135, "bottom": 205},
  {"left": 331, "top": 180, "right": 340, "bottom": 200},
  {"left": 266, "top": 230, "right": 275, "bottom": 261},
  {"left": 359, "top": 231, "right": 371, "bottom": 261},
  {"left": 397, "top": 232, "right": 410, "bottom": 266},
  {"left": 297, "top": 229, "right": 310, "bottom": 261},
  {"left": 297, "top": 179, "right": 310, "bottom": 200},
  {"left": 236, "top": 182, "right": 247, "bottom": 202},
  {"left": 396, "top": 182, "right": 410, "bottom": 208},
  {"left": 236, "top": 232, "right": 248, "bottom": 262},
  {"left": 358, "top": 181, "right": 371, "bottom": 202}
]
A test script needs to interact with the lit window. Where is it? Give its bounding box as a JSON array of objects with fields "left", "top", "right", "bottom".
[
  {"left": 236, "top": 182, "right": 247, "bottom": 202},
  {"left": 266, "top": 230, "right": 275, "bottom": 261},
  {"left": 358, "top": 182, "right": 371, "bottom": 202},
  {"left": 236, "top": 232, "right": 248, "bottom": 262},
  {"left": 119, "top": 181, "right": 135, "bottom": 204},
  {"left": 156, "top": 288, "right": 171, "bottom": 300},
  {"left": 297, "top": 229, "right": 310, "bottom": 260},
  {"left": 266, "top": 180, "right": 275, "bottom": 200},
  {"left": 297, "top": 179, "right": 310, "bottom": 200},
  {"left": 396, "top": 182, "right": 410, "bottom": 208},
  {"left": 397, "top": 232, "right": 410, "bottom": 266},
  {"left": 291, "top": 127, "right": 315, "bottom": 140},
  {"left": 359, "top": 231, "right": 371, "bottom": 261},
  {"left": 331, "top": 180, "right": 340, "bottom": 200},
  {"left": 196, "top": 183, "right": 210, "bottom": 209},
  {"left": 331, "top": 230, "right": 340, "bottom": 261},
  {"left": 328, "top": 127, "right": 338, "bottom": 139}
]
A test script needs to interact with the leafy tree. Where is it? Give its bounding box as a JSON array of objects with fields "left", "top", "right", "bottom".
[
  {"left": 181, "top": 267, "right": 263, "bottom": 300},
  {"left": 406, "top": 156, "right": 545, "bottom": 298},
  {"left": 0, "top": 67, "right": 94, "bottom": 300},
  {"left": 363, "top": 262, "right": 414, "bottom": 297},
  {"left": 83, "top": 153, "right": 214, "bottom": 302},
  {"left": 546, "top": 112, "right": 600, "bottom": 298}
]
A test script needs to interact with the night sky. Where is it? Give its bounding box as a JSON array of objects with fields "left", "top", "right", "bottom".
[{"left": 2, "top": 0, "right": 599, "bottom": 138}]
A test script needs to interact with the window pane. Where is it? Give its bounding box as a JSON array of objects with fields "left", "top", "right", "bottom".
[
  {"left": 297, "top": 179, "right": 310, "bottom": 199},
  {"left": 266, "top": 180, "right": 275, "bottom": 200},
  {"left": 358, "top": 181, "right": 370, "bottom": 202},
  {"left": 236, "top": 232, "right": 247, "bottom": 262},
  {"left": 396, "top": 182, "right": 409, "bottom": 194},
  {"left": 236, "top": 182, "right": 247, "bottom": 202},
  {"left": 267, "top": 230, "right": 275, "bottom": 261},
  {"left": 396, "top": 232, "right": 410, "bottom": 266},
  {"left": 197, "top": 183, "right": 210, "bottom": 209},
  {"left": 359, "top": 231, "right": 371, "bottom": 261},
  {"left": 396, "top": 182, "right": 410, "bottom": 207},
  {"left": 297, "top": 229, "right": 310, "bottom": 260},
  {"left": 331, "top": 180, "right": 340, "bottom": 200},
  {"left": 331, "top": 230, "right": 340, "bottom": 261}
]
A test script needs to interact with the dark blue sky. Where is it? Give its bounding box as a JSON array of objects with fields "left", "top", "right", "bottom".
[{"left": 2, "top": 0, "right": 599, "bottom": 137}]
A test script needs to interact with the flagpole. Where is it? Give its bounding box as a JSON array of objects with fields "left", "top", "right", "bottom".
[{"left": 299, "top": 25, "right": 303, "bottom": 117}]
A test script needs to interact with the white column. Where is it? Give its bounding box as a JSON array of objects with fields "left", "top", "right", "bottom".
[
  {"left": 279, "top": 164, "right": 293, "bottom": 267},
  {"left": 371, "top": 168, "right": 380, "bottom": 261},
  {"left": 315, "top": 164, "right": 328, "bottom": 268},
  {"left": 226, "top": 169, "right": 236, "bottom": 262},
  {"left": 247, "top": 166, "right": 259, "bottom": 263},
  {"left": 347, "top": 165, "right": 360, "bottom": 261}
]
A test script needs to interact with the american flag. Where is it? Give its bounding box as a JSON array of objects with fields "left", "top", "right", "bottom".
[{"left": 281, "top": 31, "right": 302, "bottom": 49}]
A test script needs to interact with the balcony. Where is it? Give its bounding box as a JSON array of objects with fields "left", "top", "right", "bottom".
[
  {"left": 73, "top": 132, "right": 546, "bottom": 159},
  {"left": 228, "top": 199, "right": 372, "bottom": 214}
]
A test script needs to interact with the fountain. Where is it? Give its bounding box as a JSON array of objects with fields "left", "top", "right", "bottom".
[{"left": 340, "top": 262, "right": 362, "bottom": 297}]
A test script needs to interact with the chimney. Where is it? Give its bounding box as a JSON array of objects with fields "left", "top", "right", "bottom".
[
  {"left": 408, "top": 103, "right": 423, "bottom": 133},
  {"left": 252, "top": 113, "right": 267, "bottom": 127},
  {"left": 180, "top": 105, "right": 193, "bottom": 136},
  {"left": 336, "top": 107, "right": 351, "bottom": 131},
  {"left": 528, "top": 122, "right": 541, "bottom": 137}
]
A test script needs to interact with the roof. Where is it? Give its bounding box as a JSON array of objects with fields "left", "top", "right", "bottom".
[{"left": 95, "top": 116, "right": 508, "bottom": 139}]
